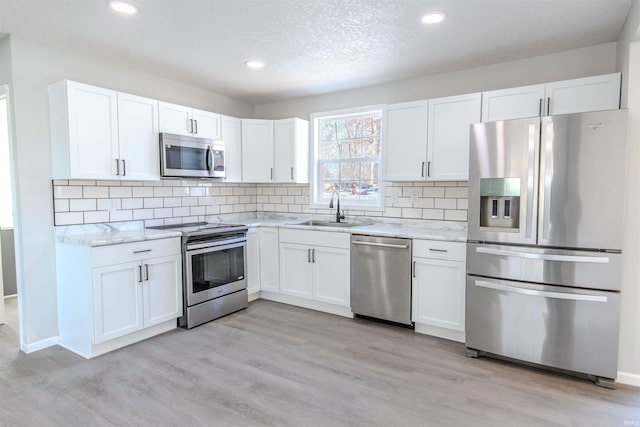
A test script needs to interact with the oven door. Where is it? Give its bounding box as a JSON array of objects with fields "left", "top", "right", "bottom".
[{"left": 185, "top": 241, "right": 247, "bottom": 306}]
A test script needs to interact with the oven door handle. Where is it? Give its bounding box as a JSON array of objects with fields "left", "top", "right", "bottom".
[{"left": 186, "top": 239, "right": 246, "bottom": 252}]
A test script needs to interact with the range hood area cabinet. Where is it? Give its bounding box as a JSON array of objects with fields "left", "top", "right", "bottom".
[
  {"left": 158, "top": 101, "right": 221, "bottom": 140},
  {"left": 481, "top": 72, "right": 621, "bottom": 122},
  {"left": 383, "top": 93, "right": 481, "bottom": 182},
  {"left": 221, "top": 115, "right": 242, "bottom": 183},
  {"left": 241, "top": 118, "right": 309, "bottom": 183},
  {"left": 49, "top": 80, "right": 160, "bottom": 181}
]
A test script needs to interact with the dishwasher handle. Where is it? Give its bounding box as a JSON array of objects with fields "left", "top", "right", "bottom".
[{"left": 352, "top": 240, "right": 409, "bottom": 249}]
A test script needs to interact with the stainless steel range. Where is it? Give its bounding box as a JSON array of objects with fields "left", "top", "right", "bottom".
[{"left": 147, "top": 222, "right": 249, "bottom": 329}]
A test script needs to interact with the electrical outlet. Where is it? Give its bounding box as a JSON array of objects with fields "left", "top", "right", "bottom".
[
  {"left": 391, "top": 194, "right": 399, "bottom": 205},
  {"left": 108, "top": 199, "right": 118, "bottom": 212},
  {"left": 411, "top": 190, "right": 420, "bottom": 206}
]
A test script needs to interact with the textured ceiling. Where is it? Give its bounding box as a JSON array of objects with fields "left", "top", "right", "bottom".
[{"left": 0, "top": 0, "right": 634, "bottom": 104}]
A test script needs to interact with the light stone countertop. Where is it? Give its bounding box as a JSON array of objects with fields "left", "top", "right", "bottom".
[{"left": 54, "top": 214, "right": 467, "bottom": 246}]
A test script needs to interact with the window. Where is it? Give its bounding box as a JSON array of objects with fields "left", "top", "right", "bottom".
[{"left": 311, "top": 107, "right": 383, "bottom": 208}]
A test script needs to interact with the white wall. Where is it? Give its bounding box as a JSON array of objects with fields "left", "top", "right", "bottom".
[
  {"left": 255, "top": 43, "right": 617, "bottom": 119},
  {"left": 7, "top": 35, "right": 253, "bottom": 349}
]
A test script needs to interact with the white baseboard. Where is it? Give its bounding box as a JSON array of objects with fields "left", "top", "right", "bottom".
[
  {"left": 260, "top": 291, "right": 353, "bottom": 318},
  {"left": 414, "top": 322, "right": 465, "bottom": 343},
  {"left": 617, "top": 371, "right": 640, "bottom": 387},
  {"left": 4, "top": 294, "right": 17, "bottom": 300},
  {"left": 21, "top": 336, "right": 59, "bottom": 353}
]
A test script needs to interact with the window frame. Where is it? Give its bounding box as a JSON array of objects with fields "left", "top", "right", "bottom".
[{"left": 309, "top": 105, "right": 384, "bottom": 210}]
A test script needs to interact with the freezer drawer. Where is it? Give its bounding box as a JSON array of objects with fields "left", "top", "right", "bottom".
[
  {"left": 465, "top": 276, "right": 620, "bottom": 379},
  {"left": 467, "top": 242, "right": 622, "bottom": 291}
]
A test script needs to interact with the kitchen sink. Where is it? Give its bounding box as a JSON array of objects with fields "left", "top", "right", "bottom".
[{"left": 288, "top": 220, "right": 366, "bottom": 228}]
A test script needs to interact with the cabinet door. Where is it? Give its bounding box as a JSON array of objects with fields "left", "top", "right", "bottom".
[
  {"left": 274, "top": 119, "right": 296, "bottom": 182},
  {"left": 67, "top": 81, "right": 119, "bottom": 179},
  {"left": 117, "top": 92, "right": 160, "bottom": 181},
  {"left": 192, "top": 108, "right": 221, "bottom": 139},
  {"left": 158, "top": 101, "right": 192, "bottom": 136},
  {"left": 259, "top": 227, "right": 280, "bottom": 292},
  {"left": 241, "top": 119, "right": 274, "bottom": 182},
  {"left": 221, "top": 115, "right": 243, "bottom": 182},
  {"left": 383, "top": 101, "right": 428, "bottom": 181},
  {"left": 279, "top": 243, "right": 313, "bottom": 299},
  {"left": 312, "top": 246, "right": 350, "bottom": 307},
  {"left": 142, "top": 255, "right": 182, "bottom": 328},
  {"left": 92, "top": 261, "right": 143, "bottom": 344},
  {"left": 412, "top": 257, "right": 465, "bottom": 331},
  {"left": 427, "top": 93, "right": 481, "bottom": 181},
  {"left": 545, "top": 73, "right": 621, "bottom": 116},
  {"left": 246, "top": 228, "right": 261, "bottom": 294},
  {"left": 481, "top": 84, "right": 545, "bottom": 122}
]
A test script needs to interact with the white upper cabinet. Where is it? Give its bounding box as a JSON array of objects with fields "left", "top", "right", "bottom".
[
  {"left": 221, "top": 115, "right": 242, "bottom": 182},
  {"left": 482, "top": 73, "right": 621, "bottom": 122},
  {"left": 49, "top": 81, "right": 160, "bottom": 181},
  {"left": 427, "top": 93, "right": 481, "bottom": 181},
  {"left": 545, "top": 73, "right": 621, "bottom": 116},
  {"left": 50, "top": 80, "right": 119, "bottom": 180},
  {"left": 158, "top": 101, "right": 221, "bottom": 139},
  {"left": 383, "top": 101, "right": 428, "bottom": 181},
  {"left": 274, "top": 118, "right": 309, "bottom": 183},
  {"left": 481, "top": 84, "right": 546, "bottom": 122},
  {"left": 241, "top": 119, "right": 275, "bottom": 182},
  {"left": 117, "top": 92, "right": 160, "bottom": 181}
]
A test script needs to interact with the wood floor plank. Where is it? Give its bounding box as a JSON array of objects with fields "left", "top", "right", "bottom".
[{"left": 1, "top": 298, "right": 639, "bottom": 426}]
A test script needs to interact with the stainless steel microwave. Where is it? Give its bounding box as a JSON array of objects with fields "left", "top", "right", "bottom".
[{"left": 160, "top": 133, "right": 225, "bottom": 178}]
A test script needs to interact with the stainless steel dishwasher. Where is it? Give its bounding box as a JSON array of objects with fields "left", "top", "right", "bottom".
[{"left": 350, "top": 234, "right": 413, "bottom": 326}]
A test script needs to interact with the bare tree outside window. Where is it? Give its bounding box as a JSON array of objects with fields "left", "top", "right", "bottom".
[{"left": 313, "top": 109, "right": 382, "bottom": 207}]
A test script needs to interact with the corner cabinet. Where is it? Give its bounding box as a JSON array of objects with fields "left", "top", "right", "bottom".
[
  {"left": 412, "top": 240, "right": 466, "bottom": 342},
  {"left": 49, "top": 80, "right": 160, "bottom": 181},
  {"left": 158, "top": 101, "right": 221, "bottom": 140},
  {"left": 56, "top": 237, "right": 182, "bottom": 358},
  {"left": 481, "top": 72, "right": 621, "bottom": 122}
]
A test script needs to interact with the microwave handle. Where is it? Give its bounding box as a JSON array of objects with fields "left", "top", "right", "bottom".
[{"left": 206, "top": 145, "right": 213, "bottom": 175}]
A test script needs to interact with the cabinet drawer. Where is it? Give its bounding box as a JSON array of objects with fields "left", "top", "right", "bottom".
[
  {"left": 279, "top": 228, "right": 350, "bottom": 249},
  {"left": 92, "top": 237, "right": 181, "bottom": 267},
  {"left": 413, "top": 240, "right": 465, "bottom": 261}
]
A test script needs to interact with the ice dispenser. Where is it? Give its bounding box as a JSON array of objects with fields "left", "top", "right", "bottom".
[{"left": 480, "top": 178, "right": 520, "bottom": 229}]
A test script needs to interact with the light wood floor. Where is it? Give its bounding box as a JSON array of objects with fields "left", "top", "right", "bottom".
[{"left": 1, "top": 297, "right": 639, "bottom": 426}]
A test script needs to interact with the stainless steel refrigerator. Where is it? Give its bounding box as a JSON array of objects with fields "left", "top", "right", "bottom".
[{"left": 466, "top": 109, "right": 627, "bottom": 388}]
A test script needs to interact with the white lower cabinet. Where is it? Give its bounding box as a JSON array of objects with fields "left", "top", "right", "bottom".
[
  {"left": 246, "top": 228, "right": 261, "bottom": 298},
  {"left": 265, "top": 228, "right": 351, "bottom": 317},
  {"left": 259, "top": 227, "right": 280, "bottom": 292},
  {"left": 412, "top": 240, "right": 466, "bottom": 342},
  {"left": 57, "top": 237, "right": 182, "bottom": 358}
]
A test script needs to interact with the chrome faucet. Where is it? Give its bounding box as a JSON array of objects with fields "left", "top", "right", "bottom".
[{"left": 329, "top": 190, "right": 346, "bottom": 223}]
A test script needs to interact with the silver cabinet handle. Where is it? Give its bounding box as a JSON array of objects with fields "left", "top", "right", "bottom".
[
  {"left": 270, "top": 168, "right": 273, "bottom": 180},
  {"left": 475, "top": 247, "right": 610, "bottom": 263},
  {"left": 312, "top": 249, "right": 316, "bottom": 263},
  {"left": 412, "top": 260, "right": 416, "bottom": 278},
  {"left": 138, "top": 265, "right": 142, "bottom": 283},
  {"left": 290, "top": 167, "right": 294, "bottom": 180},
  {"left": 427, "top": 161, "right": 431, "bottom": 177},
  {"left": 429, "top": 248, "right": 448, "bottom": 253},
  {"left": 474, "top": 280, "right": 607, "bottom": 302},
  {"left": 421, "top": 161, "right": 425, "bottom": 177},
  {"left": 189, "top": 119, "right": 194, "bottom": 133},
  {"left": 546, "top": 97, "right": 551, "bottom": 116},
  {"left": 307, "top": 248, "right": 311, "bottom": 263},
  {"left": 115, "top": 159, "right": 120, "bottom": 176},
  {"left": 538, "top": 98, "right": 543, "bottom": 117},
  {"left": 145, "top": 264, "right": 149, "bottom": 281},
  {"left": 194, "top": 119, "right": 198, "bottom": 135},
  {"left": 352, "top": 241, "right": 408, "bottom": 249},
  {"left": 122, "top": 159, "right": 126, "bottom": 177},
  {"left": 133, "top": 249, "right": 152, "bottom": 254}
]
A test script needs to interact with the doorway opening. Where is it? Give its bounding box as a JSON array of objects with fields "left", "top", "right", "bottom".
[{"left": 0, "top": 84, "right": 19, "bottom": 350}]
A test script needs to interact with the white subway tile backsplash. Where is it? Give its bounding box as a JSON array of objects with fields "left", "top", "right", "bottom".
[
  {"left": 143, "top": 198, "right": 163, "bottom": 209},
  {"left": 435, "top": 198, "right": 457, "bottom": 209},
  {"left": 163, "top": 197, "right": 182, "bottom": 208},
  {"left": 55, "top": 212, "right": 84, "bottom": 225},
  {"left": 121, "top": 198, "right": 143, "bottom": 210},
  {"left": 55, "top": 186, "right": 83, "bottom": 199},
  {"left": 445, "top": 187, "right": 469, "bottom": 198},
  {"left": 154, "top": 208, "right": 173, "bottom": 218},
  {"left": 54, "top": 199, "right": 69, "bottom": 212},
  {"left": 83, "top": 186, "right": 109, "bottom": 198},
  {"left": 445, "top": 210, "right": 467, "bottom": 221},
  {"left": 423, "top": 187, "right": 445, "bottom": 198},
  {"left": 133, "top": 187, "right": 154, "bottom": 197},
  {"left": 422, "top": 209, "right": 444, "bottom": 220},
  {"left": 182, "top": 197, "right": 198, "bottom": 206},
  {"left": 69, "top": 199, "right": 97, "bottom": 212},
  {"left": 172, "top": 207, "right": 190, "bottom": 217},
  {"left": 84, "top": 211, "right": 109, "bottom": 224},
  {"left": 110, "top": 210, "right": 133, "bottom": 222},
  {"left": 153, "top": 187, "right": 173, "bottom": 197},
  {"left": 133, "top": 209, "right": 154, "bottom": 220},
  {"left": 109, "top": 187, "right": 132, "bottom": 198}
]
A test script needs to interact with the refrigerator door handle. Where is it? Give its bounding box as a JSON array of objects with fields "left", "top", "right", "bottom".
[
  {"left": 474, "top": 280, "right": 608, "bottom": 303},
  {"left": 525, "top": 124, "right": 537, "bottom": 239},
  {"left": 475, "top": 246, "right": 610, "bottom": 263}
]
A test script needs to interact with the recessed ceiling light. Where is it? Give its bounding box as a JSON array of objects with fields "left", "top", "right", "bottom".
[
  {"left": 108, "top": 0, "right": 139, "bottom": 15},
  {"left": 245, "top": 60, "right": 265, "bottom": 70},
  {"left": 422, "top": 11, "right": 446, "bottom": 24}
]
